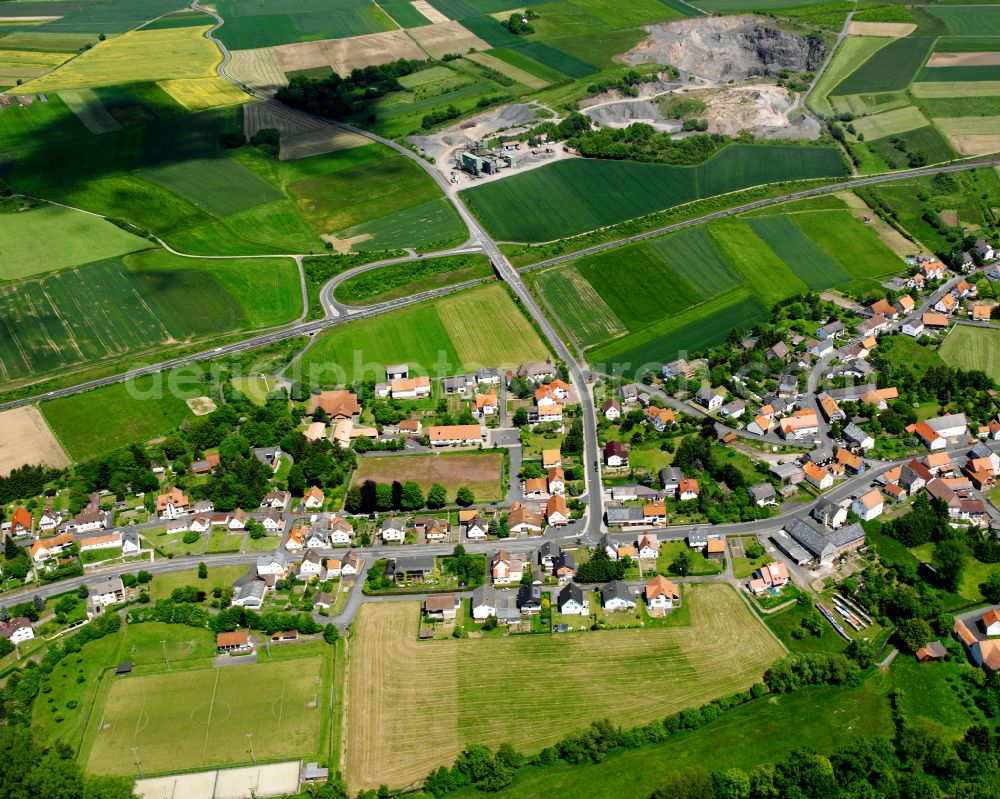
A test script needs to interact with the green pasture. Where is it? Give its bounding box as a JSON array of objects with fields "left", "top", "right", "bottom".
[
  {"left": 918, "top": 65, "right": 1000, "bottom": 82},
  {"left": 940, "top": 325, "right": 1000, "bottom": 382},
  {"left": 926, "top": 6, "right": 1000, "bottom": 36},
  {"left": 136, "top": 156, "right": 284, "bottom": 217},
  {"left": 0, "top": 203, "right": 148, "bottom": 280},
  {"left": 213, "top": 0, "right": 394, "bottom": 49},
  {"left": 934, "top": 35, "right": 1000, "bottom": 52},
  {"left": 338, "top": 198, "right": 466, "bottom": 253},
  {"left": 867, "top": 126, "right": 955, "bottom": 169},
  {"left": 24, "top": 0, "right": 191, "bottom": 35},
  {"left": 809, "top": 35, "right": 892, "bottom": 116},
  {"left": 379, "top": 0, "right": 432, "bottom": 26},
  {"left": 746, "top": 216, "right": 851, "bottom": 290},
  {"left": 462, "top": 145, "right": 847, "bottom": 242},
  {"left": 534, "top": 266, "right": 628, "bottom": 348}
]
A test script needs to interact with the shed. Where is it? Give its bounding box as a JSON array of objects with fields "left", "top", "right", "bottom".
[{"left": 115, "top": 662, "right": 133, "bottom": 676}]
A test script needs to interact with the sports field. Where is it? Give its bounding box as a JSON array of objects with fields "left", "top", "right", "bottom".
[
  {"left": 940, "top": 325, "right": 1000, "bottom": 382},
  {"left": 299, "top": 283, "right": 547, "bottom": 384},
  {"left": 13, "top": 27, "right": 224, "bottom": 92},
  {"left": 353, "top": 452, "right": 503, "bottom": 499},
  {"left": 0, "top": 204, "right": 148, "bottom": 280},
  {"left": 86, "top": 655, "right": 324, "bottom": 775},
  {"left": 462, "top": 145, "right": 847, "bottom": 242},
  {"left": 346, "top": 584, "right": 784, "bottom": 791}
]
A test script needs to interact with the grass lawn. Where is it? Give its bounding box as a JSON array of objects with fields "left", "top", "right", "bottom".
[
  {"left": 891, "top": 656, "right": 984, "bottom": 734},
  {"left": 765, "top": 600, "right": 848, "bottom": 654},
  {"left": 205, "top": 529, "right": 245, "bottom": 553},
  {"left": 448, "top": 677, "right": 891, "bottom": 798},
  {"left": 655, "top": 540, "right": 723, "bottom": 576},
  {"left": 333, "top": 254, "right": 493, "bottom": 305},
  {"left": 149, "top": 565, "right": 248, "bottom": 601},
  {"left": 939, "top": 324, "right": 1000, "bottom": 382},
  {"left": 352, "top": 452, "right": 504, "bottom": 502},
  {"left": 231, "top": 376, "right": 278, "bottom": 406},
  {"left": 0, "top": 203, "right": 149, "bottom": 280},
  {"left": 879, "top": 333, "right": 945, "bottom": 375},
  {"left": 85, "top": 655, "right": 324, "bottom": 775},
  {"left": 345, "top": 584, "right": 784, "bottom": 792},
  {"left": 244, "top": 535, "right": 280, "bottom": 551}
]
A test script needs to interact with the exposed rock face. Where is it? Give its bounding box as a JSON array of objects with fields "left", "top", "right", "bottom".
[{"left": 624, "top": 16, "right": 825, "bottom": 82}]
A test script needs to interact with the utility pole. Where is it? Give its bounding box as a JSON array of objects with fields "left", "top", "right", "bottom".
[
  {"left": 247, "top": 732, "right": 256, "bottom": 765},
  {"left": 131, "top": 746, "right": 144, "bottom": 778},
  {"left": 161, "top": 640, "right": 169, "bottom": 671}
]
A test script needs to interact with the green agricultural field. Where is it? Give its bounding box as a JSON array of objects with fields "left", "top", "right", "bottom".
[
  {"left": 85, "top": 656, "right": 325, "bottom": 775},
  {"left": 746, "top": 216, "right": 852, "bottom": 290},
  {"left": 853, "top": 105, "right": 931, "bottom": 139},
  {"left": 912, "top": 80, "right": 1000, "bottom": 98},
  {"left": 939, "top": 325, "right": 1000, "bottom": 382},
  {"left": 40, "top": 370, "right": 204, "bottom": 460},
  {"left": 23, "top": 0, "right": 193, "bottom": 35},
  {"left": 57, "top": 88, "right": 122, "bottom": 134},
  {"left": 488, "top": 47, "right": 566, "bottom": 84},
  {"left": 126, "top": 250, "right": 303, "bottom": 331},
  {"left": 436, "top": 282, "right": 549, "bottom": 366},
  {"left": 449, "top": 679, "right": 891, "bottom": 799},
  {"left": 333, "top": 253, "right": 492, "bottom": 304},
  {"left": 868, "top": 125, "right": 955, "bottom": 169},
  {"left": 462, "top": 145, "right": 847, "bottom": 242},
  {"left": 213, "top": 0, "right": 395, "bottom": 49},
  {"left": 346, "top": 585, "right": 785, "bottom": 792},
  {"left": 457, "top": 15, "right": 598, "bottom": 77},
  {"left": 915, "top": 95, "right": 1000, "bottom": 117},
  {"left": 934, "top": 36, "right": 1000, "bottom": 53},
  {"left": 917, "top": 65, "right": 1000, "bottom": 83},
  {"left": 167, "top": 199, "right": 326, "bottom": 256},
  {"left": 535, "top": 266, "right": 628, "bottom": 348},
  {"left": 136, "top": 156, "right": 283, "bottom": 217},
  {"left": 809, "top": 36, "right": 893, "bottom": 116},
  {"left": 926, "top": 6, "right": 1000, "bottom": 36},
  {"left": 588, "top": 288, "right": 767, "bottom": 370},
  {"left": 832, "top": 36, "right": 934, "bottom": 95},
  {"left": 934, "top": 115, "right": 1000, "bottom": 135},
  {"left": 0, "top": 204, "right": 149, "bottom": 280},
  {"left": 337, "top": 198, "right": 466, "bottom": 253},
  {"left": 790, "top": 210, "right": 906, "bottom": 281},
  {"left": 710, "top": 219, "right": 807, "bottom": 306},
  {"left": 300, "top": 283, "right": 546, "bottom": 384},
  {"left": 380, "top": 0, "right": 433, "bottom": 26}
]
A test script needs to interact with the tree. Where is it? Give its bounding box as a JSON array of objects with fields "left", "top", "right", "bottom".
[
  {"left": 932, "top": 537, "right": 966, "bottom": 592},
  {"left": 897, "top": 617, "right": 932, "bottom": 654},
  {"left": 671, "top": 549, "right": 693, "bottom": 576},
  {"left": 649, "top": 767, "right": 716, "bottom": 799},
  {"left": 4, "top": 534, "right": 19, "bottom": 559},
  {"left": 137, "top": 570, "right": 152, "bottom": 584},
  {"left": 512, "top": 408, "right": 528, "bottom": 427},
  {"left": 344, "top": 485, "right": 362, "bottom": 514},
  {"left": 83, "top": 776, "right": 139, "bottom": 799},
  {"left": 426, "top": 483, "right": 448, "bottom": 509},
  {"left": 983, "top": 571, "right": 1000, "bottom": 604},
  {"left": 456, "top": 487, "right": 475, "bottom": 507},
  {"left": 198, "top": 562, "right": 208, "bottom": 579},
  {"left": 33, "top": 594, "right": 45, "bottom": 613},
  {"left": 323, "top": 624, "right": 340, "bottom": 644},
  {"left": 375, "top": 483, "right": 394, "bottom": 511},
  {"left": 400, "top": 480, "right": 425, "bottom": 511}
]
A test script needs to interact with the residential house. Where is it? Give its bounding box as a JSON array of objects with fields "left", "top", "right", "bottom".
[
  {"left": 779, "top": 410, "right": 819, "bottom": 441},
  {"left": 341, "top": 550, "right": 360, "bottom": 575},
  {"left": 542, "top": 449, "right": 562, "bottom": 469},
  {"left": 852, "top": 489, "right": 884, "bottom": 522},
  {"left": 922, "top": 312, "right": 949, "bottom": 330},
  {"left": 443, "top": 375, "right": 474, "bottom": 394},
  {"left": 30, "top": 532, "right": 74, "bottom": 562},
  {"left": 11, "top": 506, "right": 31, "bottom": 534},
  {"left": 749, "top": 482, "right": 777, "bottom": 507},
  {"left": 417, "top": 516, "right": 450, "bottom": 543},
  {"left": 303, "top": 422, "right": 327, "bottom": 442},
  {"left": 524, "top": 478, "right": 548, "bottom": 499},
  {"left": 86, "top": 576, "right": 125, "bottom": 616},
  {"left": 778, "top": 376, "right": 799, "bottom": 399},
  {"left": 601, "top": 398, "right": 622, "bottom": 420},
  {"left": 252, "top": 447, "right": 284, "bottom": 473},
  {"left": 818, "top": 394, "right": 844, "bottom": 423},
  {"left": 298, "top": 550, "right": 324, "bottom": 581},
  {"left": 259, "top": 508, "right": 284, "bottom": 534},
  {"left": 720, "top": 399, "right": 746, "bottom": 420},
  {"left": 508, "top": 503, "right": 544, "bottom": 535},
  {"left": 517, "top": 585, "right": 543, "bottom": 615},
  {"left": 636, "top": 534, "right": 659, "bottom": 559},
  {"left": 388, "top": 554, "right": 436, "bottom": 583},
  {"left": 37, "top": 506, "right": 61, "bottom": 533},
  {"left": 662, "top": 359, "right": 692, "bottom": 380},
  {"left": 379, "top": 517, "right": 407, "bottom": 543},
  {"left": 424, "top": 595, "right": 460, "bottom": 620},
  {"left": 972, "top": 305, "right": 992, "bottom": 324},
  {"left": 747, "top": 415, "right": 776, "bottom": 436},
  {"left": 303, "top": 486, "right": 324, "bottom": 510},
  {"left": 935, "top": 293, "right": 958, "bottom": 315},
  {"left": 602, "top": 580, "right": 636, "bottom": 612},
  {"left": 324, "top": 558, "right": 341, "bottom": 579},
  {"left": 387, "top": 364, "right": 409, "bottom": 381},
  {"left": 771, "top": 462, "right": 804, "bottom": 485},
  {"left": 816, "top": 320, "right": 845, "bottom": 340},
  {"left": 645, "top": 575, "right": 680, "bottom": 610},
  {"left": 477, "top": 367, "right": 501, "bottom": 385},
  {"left": 620, "top": 384, "right": 639, "bottom": 405},
  {"left": 766, "top": 341, "right": 790, "bottom": 362},
  {"left": 390, "top": 376, "right": 431, "bottom": 399},
  {"left": 516, "top": 361, "right": 555, "bottom": 381},
  {"left": 604, "top": 441, "right": 629, "bottom": 468},
  {"left": 678, "top": 478, "right": 700, "bottom": 501},
  {"left": 77, "top": 531, "right": 123, "bottom": 553},
  {"left": 156, "top": 488, "right": 189, "bottom": 520},
  {"left": 256, "top": 552, "right": 289, "bottom": 578},
  {"left": 781, "top": 517, "right": 865, "bottom": 567},
  {"left": 606, "top": 506, "right": 644, "bottom": 527},
  {"left": 427, "top": 424, "right": 484, "bottom": 447},
  {"left": 474, "top": 392, "right": 498, "bottom": 416},
  {"left": 260, "top": 490, "right": 291, "bottom": 511},
  {"left": 553, "top": 551, "right": 576, "bottom": 583},
  {"left": 399, "top": 419, "right": 422, "bottom": 437},
  {"left": 491, "top": 550, "right": 526, "bottom": 584},
  {"left": 547, "top": 467, "right": 565, "bottom": 495},
  {"left": 546, "top": 494, "right": 569, "bottom": 526},
  {"left": 694, "top": 387, "right": 724, "bottom": 411},
  {"left": 983, "top": 609, "right": 1000, "bottom": 637},
  {"left": 748, "top": 561, "right": 790, "bottom": 594},
  {"left": 0, "top": 618, "right": 34, "bottom": 645},
  {"left": 804, "top": 462, "right": 833, "bottom": 491},
  {"left": 527, "top": 404, "right": 563, "bottom": 424},
  {"left": 645, "top": 406, "right": 676, "bottom": 431},
  {"left": 894, "top": 295, "right": 915, "bottom": 316},
  {"left": 809, "top": 338, "right": 835, "bottom": 357},
  {"left": 327, "top": 517, "right": 354, "bottom": 545},
  {"left": 659, "top": 466, "right": 684, "bottom": 497},
  {"left": 835, "top": 448, "right": 865, "bottom": 475},
  {"left": 843, "top": 423, "right": 874, "bottom": 452},
  {"left": 464, "top": 513, "right": 489, "bottom": 540},
  {"left": 471, "top": 585, "right": 498, "bottom": 621},
  {"left": 558, "top": 583, "right": 589, "bottom": 616},
  {"left": 975, "top": 240, "right": 995, "bottom": 261},
  {"left": 812, "top": 497, "right": 848, "bottom": 529}
]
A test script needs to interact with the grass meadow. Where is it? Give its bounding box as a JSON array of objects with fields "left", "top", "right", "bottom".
[
  {"left": 333, "top": 253, "right": 492, "bottom": 304},
  {"left": 939, "top": 325, "right": 1000, "bottom": 382},
  {"left": 462, "top": 145, "right": 847, "bottom": 242},
  {"left": 352, "top": 452, "right": 503, "bottom": 499},
  {"left": 831, "top": 36, "right": 935, "bottom": 96},
  {"left": 345, "top": 584, "right": 785, "bottom": 792},
  {"left": 214, "top": 0, "right": 394, "bottom": 49},
  {"left": 809, "top": 36, "right": 892, "bottom": 116},
  {"left": 40, "top": 371, "right": 204, "bottom": 460},
  {"left": 300, "top": 283, "right": 547, "bottom": 384},
  {"left": 0, "top": 204, "right": 148, "bottom": 279}
]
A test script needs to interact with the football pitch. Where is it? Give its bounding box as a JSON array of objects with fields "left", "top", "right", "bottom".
[{"left": 86, "top": 656, "right": 325, "bottom": 776}]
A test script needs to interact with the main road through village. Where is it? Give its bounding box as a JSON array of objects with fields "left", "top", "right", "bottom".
[{"left": 4, "top": 7, "right": 1000, "bottom": 626}]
